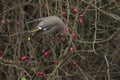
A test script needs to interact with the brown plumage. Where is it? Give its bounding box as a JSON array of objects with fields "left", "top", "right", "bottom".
[{"left": 31, "top": 16, "right": 67, "bottom": 35}]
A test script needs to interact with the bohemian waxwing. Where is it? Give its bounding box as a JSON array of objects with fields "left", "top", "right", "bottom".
[{"left": 31, "top": 16, "right": 67, "bottom": 35}]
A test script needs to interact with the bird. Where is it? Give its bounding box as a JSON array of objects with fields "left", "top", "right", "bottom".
[
  {"left": 30, "top": 16, "right": 67, "bottom": 36},
  {"left": 0, "top": 16, "right": 67, "bottom": 42}
]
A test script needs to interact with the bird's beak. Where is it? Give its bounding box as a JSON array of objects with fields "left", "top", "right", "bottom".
[{"left": 31, "top": 26, "right": 42, "bottom": 33}]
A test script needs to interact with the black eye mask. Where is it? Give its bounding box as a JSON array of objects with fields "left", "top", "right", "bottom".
[
  {"left": 38, "top": 24, "right": 52, "bottom": 32},
  {"left": 39, "top": 27, "right": 50, "bottom": 32}
]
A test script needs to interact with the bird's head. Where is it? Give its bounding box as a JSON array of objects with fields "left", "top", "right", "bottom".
[{"left": 30, "top": 16, "right": 67, "bottom": 36}]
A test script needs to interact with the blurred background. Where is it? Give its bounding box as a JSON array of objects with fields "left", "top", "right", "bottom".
[{"left": 0, "top": 0, "right": 120, "bottom": 80}]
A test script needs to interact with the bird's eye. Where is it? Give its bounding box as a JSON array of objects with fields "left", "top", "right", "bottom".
[
  {"left": 38, "top": 25, "right": 48, "bottom": 32},
  {"left": 39, "top": 27, "right": 48, "bottom": 32},
  {"left": 43, "top": 28, "right": 47, "bottom": 31}
]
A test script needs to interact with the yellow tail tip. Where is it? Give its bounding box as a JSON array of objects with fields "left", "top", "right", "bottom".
[{"left": 28, "top": 37, "right": 31, "bottom": 41}]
